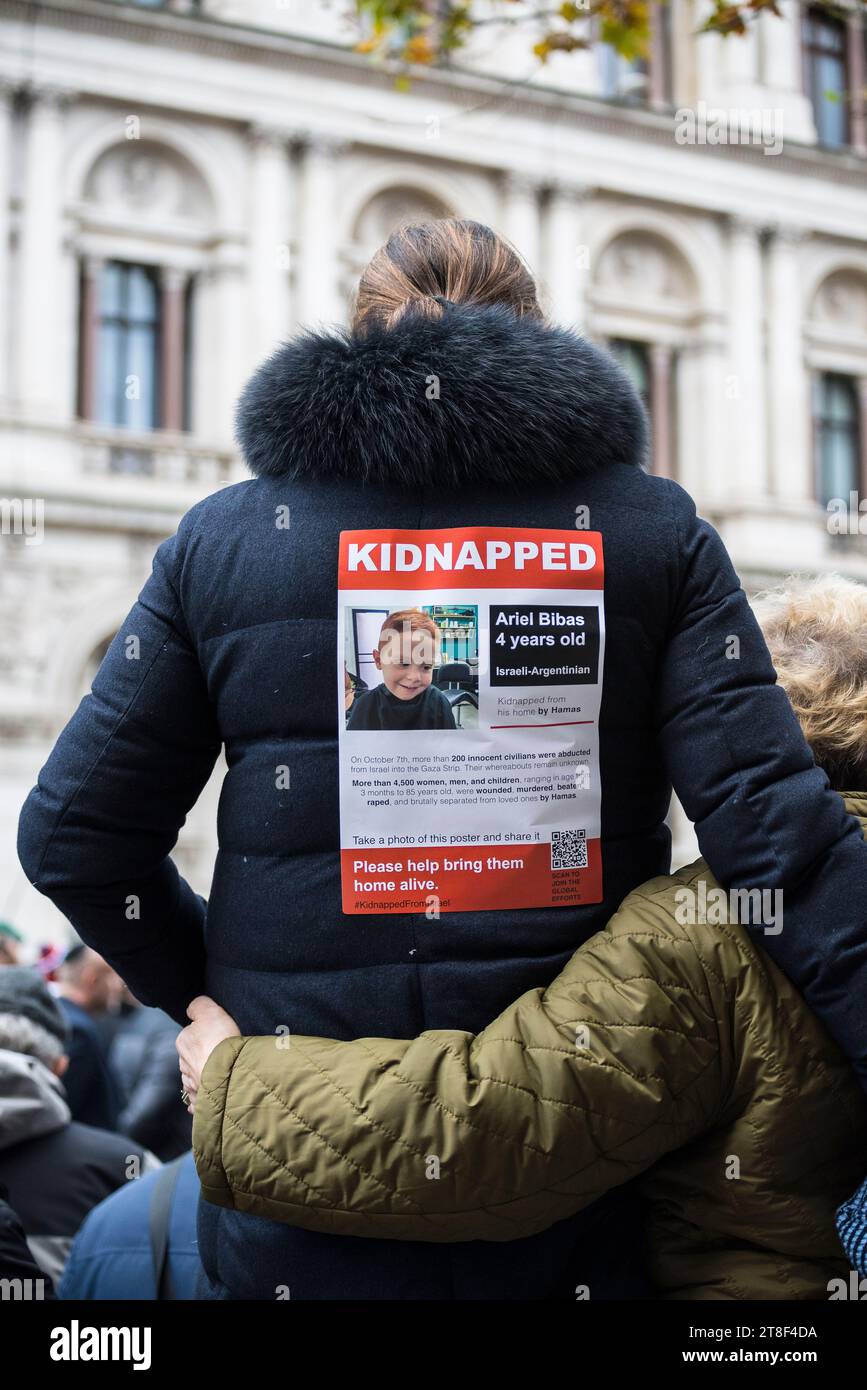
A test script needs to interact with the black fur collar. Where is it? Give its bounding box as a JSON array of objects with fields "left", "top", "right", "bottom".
[{"left": 235, "top": 304, "right": 648, "bottom": 488}]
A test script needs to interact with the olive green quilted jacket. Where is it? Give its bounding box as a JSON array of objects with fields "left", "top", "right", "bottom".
[{"left": 192, "top": 794, "right": 867, "bottom": 1298}]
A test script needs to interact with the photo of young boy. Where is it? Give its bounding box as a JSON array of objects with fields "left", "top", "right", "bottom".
[{"left": 347, "top": 609, "right": 458, "bottom": 731}]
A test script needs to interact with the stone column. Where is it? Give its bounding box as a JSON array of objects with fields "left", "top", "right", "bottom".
[
  {"left": 159, "top": 267, "right": 189, "bottom": 433},
  {"left": 676, "top": 330, "right": 726, "bottom": 505},
  {"left": 648, "top": 2, "right": 669, "bottom": 107},
  {"left": 766, "top": 225, "right": 811, "bottom": 502},
  {"left": 847, "top": 9, "right": 867, "bottom": 155},
  {"left": 649, "top": 343, "right": 674, "bottom": 478},
  {"left": 502, "top": 171, "right": 541, "bottom": 277},
  {"left": 248, "top": 123, "right": 292, "bottom": 363},
  {"left": 77, "top": 255, "right": 104, "bottom": 421},
  {"left": 0, "top": 81, "right": 16, "bottom": 407},
  {"left": 18, "top": 85, "right": 72, "bottom": 418},
  {"left": 213, "top": 245, "right": 246, "bottom": 447},
  {"left": 726, "top": 216, "right": 767, "bottom": 498},
  {"left": 544, "top": 181, "right": 590, "bottom": 331},
  {"left": 297, "top": 133, "right": 348, "bottom": 330}
]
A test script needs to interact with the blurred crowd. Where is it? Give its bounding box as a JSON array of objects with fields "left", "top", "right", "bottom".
[{"left": 0, "top": 929, "right": 200, "bottom": 1298}]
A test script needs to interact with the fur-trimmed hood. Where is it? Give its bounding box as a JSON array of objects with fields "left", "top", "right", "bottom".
[{"left": 235, "top": 304, "right": 648, "bottom": 489}]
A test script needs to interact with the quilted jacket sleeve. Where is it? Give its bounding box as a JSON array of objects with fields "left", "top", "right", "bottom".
[
  {"left": 17, "top": 510, "right": 222, "bottom": 1026},
  {"left": 192, "top": 888, "right": 734, "bottom": 1241},
  {"left": 655, "top": 488, "right": 867, "bottom": 1093}
]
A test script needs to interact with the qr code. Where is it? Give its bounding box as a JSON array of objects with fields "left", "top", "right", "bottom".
[{"left": 551, "top": 829, "right": 588, "bottom": 871}]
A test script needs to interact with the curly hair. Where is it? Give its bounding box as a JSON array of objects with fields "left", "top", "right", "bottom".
[{"left": 753, "top": 574, "right": 867, "bottom": 793}]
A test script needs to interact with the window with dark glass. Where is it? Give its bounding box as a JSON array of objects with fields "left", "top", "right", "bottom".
[
  {"left": 610, "top": 338, "right": 651, "bottom": 413},
  {"left": 609, "top": 337, "right": 677, "bottom": 477},
  {"left": 598, "top": 5, "right": 670, "bottom": 106},
  {"left": 95, "top": 261, "right": 161, "bottom": 431},
  {"left": 599, "top": 44, "right": 649, "bottom": 104},
  {"left": 804, "top": 8, "right": 849, "bottom": 148},
  {"left": 814, "top": 372, "right": 860, "bottom": 505},
  {"left": 609, "top": 338, "right": 652, "bottom": 471}
]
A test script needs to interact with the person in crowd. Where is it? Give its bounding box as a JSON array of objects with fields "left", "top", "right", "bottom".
[
  {"left": 91, "top": 976, "right": 134, "bottom": 1055},
  {"left": 52, "top": 944, "right": 123, "bottom": 1131},
  {"left": 110, "top": 991, "right": 192, "bottom": 1161},
  {"left": 34, "top": 942, "right": 66, "bottom": 982},
  {"left": 181, "top": 574, "right": 867, "bottom": 1300},
  {"left": 58, "top": 1150, "right": 201, "bottom": 1300},
  {"left": 0, "top": 1185, "right": 55, "bottom": 1295},
  {"left": 18, "top": 220, "right": 867, "bottom": 1300},
  {"left": 0, "top": 920, "right": 23, "bottom": 966},
  {"left": 0, "top": 967, "right": 157, "bottom": 1288}
]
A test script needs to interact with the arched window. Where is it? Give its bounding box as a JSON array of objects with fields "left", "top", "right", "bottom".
[
  {"left": 75, "top": 139, "right": 215, "bottom": 441},
  {"left": 593, "top": 232, "right": 695, "bottom": 479},
  {"left": 814, "top": 373, "right": 860, "bottom": 505}
]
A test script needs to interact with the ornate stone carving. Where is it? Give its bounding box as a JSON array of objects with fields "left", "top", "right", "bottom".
[
  {"left": 596, "top": 230, "right": 696, "bottom": 305},
  {"left": 812, "top": 269, "right": 867, "bottom": 332},
  {"left": 83, "top": 140, "right": 213, "bottom": 221},
  {"left": 351, "top": 186, "right": 452, "bottom": 257}
]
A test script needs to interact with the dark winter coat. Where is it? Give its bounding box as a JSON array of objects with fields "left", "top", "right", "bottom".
[
  {"left": 0, "top": 1186, "right": 55, "bottom": 1297},
  {"left": 0, "top": 1047, "right": 150, "bottom": 1287},
  {"left": 56, "top": 996, "right": 121, "bottom": 1133},
  {"left": 58, "top": 1150, "right": 201, "bottom": 1300},
  {"left": 17, "top": 304, "right": 867, "bottom": 1300},
  {"left": 110, "top": 1006, "right": 193, "bottom": 1161}
]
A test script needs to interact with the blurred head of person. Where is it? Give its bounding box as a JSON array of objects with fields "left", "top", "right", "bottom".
[
  {"left": 0, "top": 965, "right": 69, "bottom": 1079},
  {"left": 55, "top": 944, "right": 124, "bottom": 1016},
  {"left": 0, "top": 921, "right": 23, "bottom": 967},
  {"left": 352, "top": 218, "right": 541, "bottom": 334},
  {"left": 754, "top": 574, "right": 867, "bottom": 793}
]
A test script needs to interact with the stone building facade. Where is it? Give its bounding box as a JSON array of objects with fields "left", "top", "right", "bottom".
[{"left": 1, "top": 0, "right": 866, "bottom": 945}]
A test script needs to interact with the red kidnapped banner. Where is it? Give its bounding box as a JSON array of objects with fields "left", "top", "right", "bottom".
[{"left": 339, "top": 527, "right": 604, "bottom": 591}]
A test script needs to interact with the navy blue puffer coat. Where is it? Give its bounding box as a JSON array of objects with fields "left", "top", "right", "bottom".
[{"left": 18, "top": 306, "right": 867, "bottom": 1299}]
